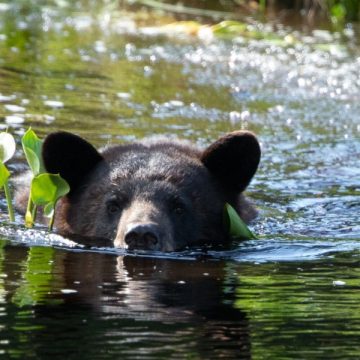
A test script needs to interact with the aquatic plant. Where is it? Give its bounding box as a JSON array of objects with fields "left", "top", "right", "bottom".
[
  {"left": 0, "top": 131, "right": 16, "bottom": 222},
  {"left": 30, "top": 173, "right": 70, "bottom": 231},
  {"left": 0, "top": 128, "right": 70, "bottom": 230},
  {"left": 224, "top": 203, "right": 257, "bottom": 240},
  {"left": 21, "top": 128, "right": 70, "bottom": 230},
  {"left": 21, "top": 128, "right": 45, "bottom": 227}
]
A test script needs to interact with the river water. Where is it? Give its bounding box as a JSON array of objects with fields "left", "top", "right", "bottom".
[{"left": 0, "top": 1, "right": 359, "bottom": 359}]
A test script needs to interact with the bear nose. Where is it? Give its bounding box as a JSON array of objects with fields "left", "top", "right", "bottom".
[{"left": 124, "top": 223, "right": 160, "bottom": 250}]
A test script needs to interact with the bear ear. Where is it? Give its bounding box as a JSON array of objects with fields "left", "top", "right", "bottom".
[
  {"left": 201, "top": 131, "right": 261, "bottom": 193},
  {"left": 42, "top": 131, "right": 103, "bottom": 192}
]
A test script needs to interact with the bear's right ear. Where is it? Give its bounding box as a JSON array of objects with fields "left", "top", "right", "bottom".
[
  {"left": 201, "top": 131, "right": 261, "bottom": 193},
  {"left": 42, "top": 131, "right": 103, "bottom": 192}
]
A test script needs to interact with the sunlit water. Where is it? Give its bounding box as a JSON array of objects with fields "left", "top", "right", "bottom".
[{"left": 0, "top": 1, "right": 359, "bottom": 358}]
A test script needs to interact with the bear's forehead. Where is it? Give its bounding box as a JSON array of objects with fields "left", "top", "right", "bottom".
[{"left": 107, "top": 149, "right": 204, "bottom": 183}]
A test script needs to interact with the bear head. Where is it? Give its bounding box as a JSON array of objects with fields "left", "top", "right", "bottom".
[{"left": 42, "top": 131, "right": 261, "bottom": 252}]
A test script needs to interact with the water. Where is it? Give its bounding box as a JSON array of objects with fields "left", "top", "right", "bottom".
[{"left": 0, "top": 1, "right": 360, "bottom": 358}]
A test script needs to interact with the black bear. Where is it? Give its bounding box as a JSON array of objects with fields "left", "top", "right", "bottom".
[{"left": 16, "top": 131, "right": 261, "bottom": 251}]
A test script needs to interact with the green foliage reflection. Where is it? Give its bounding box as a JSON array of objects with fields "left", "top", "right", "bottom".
[{"left": 12, "top": 247, "right": 56, "bottom": 307}]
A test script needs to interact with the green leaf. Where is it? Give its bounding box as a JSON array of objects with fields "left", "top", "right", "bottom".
[
  {"left": 0, "top": 162, "right": 10, "bottom": 188},
  {"left": 224, "top": 203, "right": 257, "bottom": 240},
  {"left": 0, "top": 132, "right": 16, "bottom": 163},
  {"left": 43, "top": 203, "right": 54, "bottom": 218},
  {"left": 22, "top": 128, "right": 44, "bottom": 175},
  {"left": 31, "top": 173, "right": 70, "bottom": 231},
  {"left": 24, "top": 146, "right": 41, "bottom": 175},
  {"left": 31, "top": 173, "right": 70, "bottom": 207}
]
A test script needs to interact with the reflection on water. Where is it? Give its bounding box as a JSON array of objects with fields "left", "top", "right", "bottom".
[
  {"left": 0, "top": 243, "right": 359, "bottom": 359},
  {"left": 0, "top": 244, "right": 251, "bottom": 359},
  {"left": 0, "top": 0, "right": 359, "bottom": 358}
]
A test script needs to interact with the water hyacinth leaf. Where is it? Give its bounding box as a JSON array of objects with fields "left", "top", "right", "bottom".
[
  {"left": 22, "top": 128, "right": 44, "bottom": 175},
  {"left": 31, "top": 173, "right": 70, "bottom": 230},
  {"left": 0, "top": 162, "right": 10, "bottom": 188},
  {"left": 0, "top": 132, "right": 16, "bottom": 222},
  {"left": 43, "top": 203, "right": 54, "bottom": 218},
  {"left": 224, "top": 203, "right": 257, "bottom": 240},
  {"left": 0, "top": 162, "right": 15, "bottom": 222},
  {"left": 0, "top": 132, "right": 16, "bottom": 163},
  {"left": 23, "top": 147, "right": 41, "bottom": 175},
  {"left": 31, "top": 173, "right": 70, "bottom": 207}
]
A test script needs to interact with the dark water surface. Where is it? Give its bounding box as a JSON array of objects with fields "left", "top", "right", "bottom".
[{"left": 0, "top": 1, "right": 359, "bottom": 358}]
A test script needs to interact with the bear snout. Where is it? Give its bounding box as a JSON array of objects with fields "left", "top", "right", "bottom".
[
  {"left": 114, "top": 199, "right": 176, "bottom": 251},
  {"left": 124, "top": 223, "right": 161, "bottom": 251}
]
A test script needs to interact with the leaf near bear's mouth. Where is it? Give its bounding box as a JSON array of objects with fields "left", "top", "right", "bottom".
[{"left": 224, "top": 203, "right": 257, "bottom": 240}]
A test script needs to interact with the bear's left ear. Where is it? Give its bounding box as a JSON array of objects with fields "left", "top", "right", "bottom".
[{"left": 201, "top": 131, "right": 261, "bottom": 193}]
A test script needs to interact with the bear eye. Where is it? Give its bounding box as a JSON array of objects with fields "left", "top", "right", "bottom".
[
  {"left": 174, "top": 206, "right": 184, "bottom": 215},
  {"left": 171, "top": 198, "right": 186, "bottom": 215},
  {"left": 106, "top": 201, "right": 121, "bottom": 215}
]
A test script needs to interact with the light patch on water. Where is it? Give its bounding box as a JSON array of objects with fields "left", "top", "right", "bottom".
[
  {"left": 60, "top": 289, "right": 78, "bottom": 294},
  {"left": 333, "top": 280, "right": 346, "bottom": 286},
  {"left": 116, "top": 92, "right": 132, "bottom": 99},
  {"left": 0, "top": 94, "right": 16, "bottom": 102},
  {"left": 0, "top": 224, "right": 80, "bottom": 249},
  {"left": 0, "top": 222, "right": 359, "bottom": 264},
  {"left": 44, "top": 100, "right": 64, "bottom": 108},
  {"left": 0, "top": 3, "right": 10, "bottom": 12},
  {"left": 229, "top": 238, "right": 360, "bottom": 263},
  {"left": 152, "top": 101, "right": 226, "bottom": 122},
  {"left": 4, "top": 104, "right": 25, "bottom": 112},
  {"left": 5, "top": 115, "right": 24, "bottom": 124}
]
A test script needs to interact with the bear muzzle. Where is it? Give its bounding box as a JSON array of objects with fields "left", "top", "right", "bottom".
[
  {"left": 113, "top": 200, "right": 176, "bottom": 252},
  {"left": 124, "top": 222, "right": 161, "bottom": 251}
]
